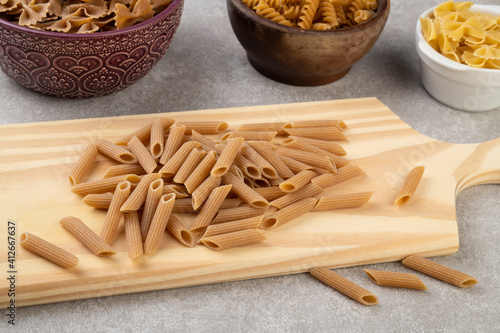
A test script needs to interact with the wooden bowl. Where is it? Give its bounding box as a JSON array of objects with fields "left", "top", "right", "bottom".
[{"left": 226, "top": 0, "right": 390, "bottom": 86}]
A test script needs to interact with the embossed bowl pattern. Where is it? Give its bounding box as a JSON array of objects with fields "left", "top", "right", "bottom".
[{"left": 0, "top": 0, "right": 183, "bottom": 98}]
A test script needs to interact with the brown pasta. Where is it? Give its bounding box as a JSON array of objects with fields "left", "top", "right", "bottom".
[
  {"left": 313, "top": 191, "right": 373, "bottom": 211},
  {"left": 310, "top": 267, "right": 378, "bottom": 306},
  {"left": 284, "top": 127, "right": 347, "bottom": 141},
  {"left": 275, "top": 146, "right": 337, "bottom": 173},
  {"left": 311, "top": 164, "right": 364, "bottom": 189},
  {"left": 201, "top": 215, "right": 263, "bottom": 238},
  {"left": 237, "top": 122, "right": 288, "bottom": 135},
  {"left": 270, "top": 183, "right": 323, "bottom": 209},
  {"left": 253, "top": 178, "right": 271, "bottom": 188},
  {"left": 82, "top": 193, "right": 114, "bottom": 209},
  {"left": 173, "top": 149, "right": 207, "bottom": 184},
  {"left": 190, "top": 130, "right": 218, "bottom": 151},
  {"left": 166, "top": 215, "right": 195, "bottom": 247},
  {"left": 282, "top": 139, "right": 349, "bottom": 168},
  {"left": 69, "top": 143, "right": 97, "bottom": 185},
  {"left": 290, "top": 119, "right": 347, "bottom": 130},
  {"left": 71, "top": 174, "right": 140, "bottom": 196},
  {"left": 221, "top": 131, "right": 277, "bottom": 142},
  {"left": 124, "top": 212, "right": 143, "bottom": 259},
  {"left": 402, "top": 255, "right": 478, "bottom": 288},
  {"left": 200, "top": 229, "right": 266, "bottom": 251},
  {"left": 216, "top": 143, "right": 261, "bottom": 180},
  {"left": 221, "top": 172, "right": 269, "bottom": 208},
  {"left": 127, "top": 136, "right": 157, "bottom": 174},
  {"left": 20, "top": 232, "right": 79, "bottom": 269},
  {"left": 191, "top": 185, "right": 233, "bottom": 232},
  {"left": 140, "top": 178, "right": 164, "bottom": 240},
  {"left": 100, "top": 181, "right": 131, "bottom": 244},
  {"left": 212, "top": 137, "right": 244, "bottom": 176},
  {"left": 191, "top": 175, "right": 222, "bottom": 210},
  {"left": 150, "top": 119, "right": 165, "bottom": 159},
  {"left": 278, "top": 155, "right": 315, "bottom": 174},
  {"left": 94, "top": 139, "right": 137, "bottom": 164},
  {"left": 184, "top": 151, "right": 218, "bottom": 194},
  {"left": 241, "top": 143, "right": 279, "bottom": 179},
  {"left": 211, "top": 205, "right": 267, "bottom": 224},
  {"left": 158, "top": 141, "right": 201, "bottom": 176},
  {"left": 143, "top": 193, "right": 176, "bottom": 255},
  {"left": 159, "top": 124, "right": 186, "bottom": 165},
  {"left": 363, "top": 269, "right": 427, "bottom": 290},
  {"left": 279, "top": 170, "right": 317, "bottom": 193},
  {"left": 254, "top": 187, "right": 287, "bottom": 201},
  {"left": 394, "top": 166, "right": 425, "bottom": 205},
  {"left": 115, "top": 118, "right": 174, "bottom": 145},
  {"left": 59, "top": 216, "right": 116, "bottom": 256},
  {"left": 120, "top": 173, "right": 161, "bottom": 213},
  {"left": 163, "top": 184, "right": 189, "bottom": 198},
  {"left": 287, "top": 136, "right": 347, "bottom": 156},
  {"left": 103, "top": 163, "right": 146, "bottom": 178},
  {"left": 179, "top": 121, "right": 229, "bottom": 135},
  {"left": 260, "top": 197, "right": 317, "bottom": 230},
  {"left": 246, "top": 141, "right": 294, "bottom": 179}
]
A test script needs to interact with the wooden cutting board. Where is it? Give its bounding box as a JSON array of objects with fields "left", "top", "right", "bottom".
[{"left": 1, "top": 98, "right": 499, "bottom": 308}]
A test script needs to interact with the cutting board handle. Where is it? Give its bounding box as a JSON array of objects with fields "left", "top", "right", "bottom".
[{"left": 455, "top": 137, "right": 500, "bottom": 195}]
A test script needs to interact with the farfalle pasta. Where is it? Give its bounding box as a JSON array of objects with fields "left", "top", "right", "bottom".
[
  {"left": 0, "top": 0, "right": 172, "bottom": 33},
  {"left": 421, "top": 0, "right": 500, "bottom": 69},
  {"left": 243, "top": 0, "right": 378, "bottom": 30}
]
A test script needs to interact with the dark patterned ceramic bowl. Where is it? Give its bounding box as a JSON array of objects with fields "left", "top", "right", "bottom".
[
  {"left": 0, "top": 0, "right": 183, "bottom": 98},
  {"left": 227, "top": 0, "right": 390, "bottom": 86}
]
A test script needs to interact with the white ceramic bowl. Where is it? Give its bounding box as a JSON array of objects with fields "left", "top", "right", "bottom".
[{"left": 416, "top": 4, "right": 500, "bottom": 112}]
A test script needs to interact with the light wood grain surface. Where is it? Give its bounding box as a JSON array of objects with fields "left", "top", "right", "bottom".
[{"left": 0, "top": 97, "right": 498, "bottom": 307}]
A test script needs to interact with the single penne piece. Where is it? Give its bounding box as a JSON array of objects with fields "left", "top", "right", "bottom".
[
  {"left": 103, "top": 163, "right": 146, "bottom": 178},
  {"left": 402, "top": 255, "right": 478, "bottom": 288},
  {"left": 237, "top": 122, "right": 288, "bottom": 135},
  {"left": 211, "top": 205, "right": 267, "bottom": 224},
  {"left": 253, "top": 178, "right": 271, "bottom": 188},
  {"left": 82, "top": 193, "right": 114, "bottom": 209},
  {"left": 287, "top": 136, "right": 347, "bottom": 156},
  {"left": 127, "top": 136, "right": 157, "bottom": 174},
  {"left": 69, "top": 143, "right": 97, "bottom": 185},
  {"left": 246, "top": 141, "right": 294, "bottom": 179},
  {"left": 221, "top": 131, "right": 277, "bottom": 141},
  {"left": 167, "top": 215, "right": 196, "bottom": 247},
  {"left": 275, "top": 146, "right": 337, "bottom": 173},
  {"left": 191, "top": 175, "right": 221, "bottom": 210},
  {"left": 150, "top": 119, "right": 165, "bottom": 159},
  {"left": 394, "top": 166, "right": 425, "bottom": 205},
  {"left": 173, "top": 149, "right": 207, "bottom": 184},
  {"left": 190, "top": 130, "right": 217, "bottom": 151},
  {"left": 270, "top": 183, "right": 323, "bottom": 209},
  {"left": 211, "top": 137, "right": 244, "bottom": 176},
  {"left": 221, "top": 172, "right": 269, "bottom": 208},
  {"left": 201, "top": 215, "right": 263, "bottom": 238},
  {"left": 143, "top": 193, "right": 176, "bottom": 254},
  {"left": 179, "top": 121, "right": 229, "bottom": 135},
  {"left": 115, "top": 118, "right": 174, "bottom": 145},
  {"left": 363, "top": 269, "right": 427, "bottom": 290},
  {"left": 279, "top": 170, "right": 317, "bottom": 193},
  {"left": 124, "top": 212, "right": 143, "bottom": 259},
  {"left": 159, "top": 124, "right": 186, "bottom": 164},
  {"left": 100, "top": 181, "right": 131, "bottom": 243},
  {"left": 241, "top": 143, "right": 278, "bottom": 179},
  {"left": 200, "top": 229, "right": 266, "bottom": 251},
  {"left": 191, "top": 185, "right": 232, "bottom": 232},
  {"left": 278, "top": 155, "right": 315, "bottom": 174},
  {"left": 260, "top": 197, "right": 317, "bottom": 230},
  {"left": 184, "top": 151, "right": 218, "bottom": 193},
  {"left": 140, "top": 178, "right": 164, "bottom": 240},
  {"left": 311, "top": 164, "right": 364, "bottom": 189},
  {"left": 228, "top": 164, "right": 245, "bottom": 181},
  {"left": 172, "top": 198, "right": 198, "bottom": 213},
  {"left": 120, "top": 173, "right": 161, "bottom": 213},
  {"left": 289, "top": 119, "right": 347, "bottom": 130},
  {"left": 284, "top": 127, "right": 347, "bottom": 141},
  {"left": 60, "top": 216, "right": 116, "bottom": 256},
  {"left": 71, "top": 174, "right": 140, "bottom": 196},
  {"left": 254, "top": 187, "right": 287, "bottom": 201},
  {"left": 158, "top": 141, "right": 201, "bottom": 176},
  {"left": 163, "top": 184, "right": 189, "bottom": 198},
  {"left": 313, "top": 192, "right": 373, "bottom": 211},
  {"left": 20, "top": 232, "right": 79, "bottom": 268},
  {"left": 282, "top": 139, "right": 350, "bottom": 168},
  {"left": 220, "top": 198, "right": 243, "bottom": 209},
  {"left": 309, "top": 267, "right": 378, "bottom": 306},
  {"left": 94, "top": 139, "right": 137, "bottom": 164}
]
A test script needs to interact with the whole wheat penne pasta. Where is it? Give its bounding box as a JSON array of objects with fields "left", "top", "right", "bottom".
[
  {"left": 167, "top": 215, "right": 195, "bottom": 247},
  {"left": 163, "top": 184, "right": 189, "bottom": 198},
  {"left": 270, "top": 183, "right": 323, "bottom": 209},
  {"left": 211, "top": 205, "right": 267, "bottom": 224},
  {"left": 394, "top": 166, "right": 425, "bottom": 205},
  {"left": 127, "top": 136, "right": 157, "bottom": 174},
  {"left": 94, "top": 139, "right": 137, "bottom": 164},
  {"left": 191, "top": 175, "right": 221, "bottom": 210},
  {"left": 253, "top": 178, "right": 271, "bottom": 188},
  {"left": 200, "top": 229, "right": 266, "bottom": 251},
  {"left": 20, "top": 232, "right": 79, "bottom": 268},
  {"left": 269, "top": 176, "right": 284, "bottom": 187},
  {"left": 221, "top": 172, "right": 269, "bottom": 208},
  {"left": 212, "top": 137, "right": 244, "bottom": 176},
  {"left": 173, "top": 149, "right": 207, "bottom": 184},
  {"left": 82, "top": 193, "right": 114, "bottom": 209},
  {"left": 120, "top": 173, "right": 161, "bottom": 213},
  {"left": 158, "top": 141, "right": 201, "bottom": 176},
  {"left": 260, "top": 197, "right": 317, "bottom": 230},
  {"left": 159, "top": 124, "right": 186, "bottom": 164},
  {"left": 69, "top": 143, "right": 97, "bottom": 185},
  {"left": 221, "top": 131, "right": 277, "bottom": 142},
  {"left": 100, "top": 181, "right": 131, "bottom": 243},
  {"left": 140, "top": 179, "right": 164, "bottom": 240},
  {"left": 284, "top": 127, "right": 347, "bottom": 141},
  {"left": 237, "top": 122, "right": 289, "bottom": 135},
  {"left": 124, "top": 212, "right": 143, "bottom": 259},
  {"left": 311, "top": 164, "right": 364, "bottom": 189},
  {"left": 184, "top": 151, "right": 218, "bottom": 194},
  {"left": 201, "top": 215, "right": 263, "bottom": 239},
  {"left": 279, "top": 170, "right": 317, "bottom": 193},
  {"left": 363, "top": 269, "right": 427, "bottom": 290},
  {"left": 402, "top": 255, "right": 478, "bottom": 288},
  {"left": 143, "top": 193, "right": 176, "bottom": 254},
  {"left": 310, "top": 267, "right": 378, "bottom": 306},
  {"left": 60, "top": 216, "right": 116, "bottom": 256},
  {"left": 254, "top": 187, "right": 287, "bottom": 201},
  {"left": 246, "top": 141, "right": 294, "bottom": 179},
  {"left": 190, "top": 130, "right": 217, "bottom": 151},
  {"left": 103, "top": 163, "right": 146, "bottom": 178},
  {"left": 313, "top": 192, "right": 373, "bottom": 211},
  {"left": 115, "top": 118, "right": 175, "bottom": 145},
  {"left": 172, "top": 198, "right": 198, "bottom": 213},
  {"left": 228, "top": 165, "right": 245, "bottom": 181},
  {"left": 241, "top": 143, "right": 278, "bottom": 179},
  {"left": 191, "top": 185, "right": 232, "bottom": 231},
  {"left": 150, "top": 119, "right": 165, "bottom": 159},
  {"left": 71, "top": 174, "right": 140, "bottom": 196},
  {"left": 282, "top": 139, "right": 350, "bottom": 168},
  {"left": 275, "top": 146, "right": 336, "bottom": 173},
  {"left": 179, "top": 121, "right": 229, "bottom": 135},
  {"left": 278, "top": 155, "right": 315, "bottom": 174},
  {"left": 216, "top": 144, "right": 261, "bottom": 179},
  {"left": 287, "top": 136, "right": 347, "bottom": 156},
  {"left": 289, "top": 119, "right": 347, "bottom": 130}
]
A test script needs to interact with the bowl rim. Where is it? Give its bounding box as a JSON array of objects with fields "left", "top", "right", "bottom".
[
  {"left": 0, "top": 0, "right": 182, "bottom": 38},
  {"left": 416, "top": 4, "right": 500, "bottom": 74},
  {"left": 227, "top": 0, "right": 390, "bottom": 35}
]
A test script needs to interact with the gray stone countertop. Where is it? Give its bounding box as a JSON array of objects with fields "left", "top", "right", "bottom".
[{"left": 1, "top": 0, "right": 499, "bottom": 332}]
